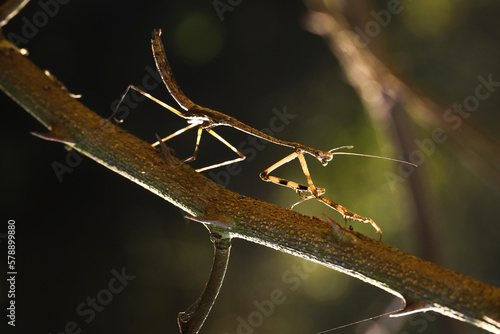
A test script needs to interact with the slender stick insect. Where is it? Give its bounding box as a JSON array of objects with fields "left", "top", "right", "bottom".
[{"left": 109, "top": 29, "right": 415, "bottom": 238}]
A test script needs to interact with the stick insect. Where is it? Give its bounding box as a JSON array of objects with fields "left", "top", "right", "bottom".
[{"left": 110, "top": 29, "right": 415, "bottom": 238}]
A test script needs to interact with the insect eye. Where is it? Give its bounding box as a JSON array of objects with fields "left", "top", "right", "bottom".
[{"left": 321, "top": 154, "right": 333, "bottom": 164}]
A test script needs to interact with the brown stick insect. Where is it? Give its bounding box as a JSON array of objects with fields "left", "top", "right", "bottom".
[{"left": 109, "top": 29, "right": 416, "bottom": 238}]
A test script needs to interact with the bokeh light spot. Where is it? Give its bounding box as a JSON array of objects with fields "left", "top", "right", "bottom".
[
  {"left": 402, "top": 0, "right": 456, "bottom": 38},
  {"left": 174, "top": 11, "right": 225, "bottom": 65}
]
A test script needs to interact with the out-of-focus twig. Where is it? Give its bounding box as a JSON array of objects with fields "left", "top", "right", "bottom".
[
  {"left": 177, "top": 225, "right": 231, "bottom": 334},
  {"left": 0, "top": 0, "right": 30, "bottom": 27},
  {"left": 303, "top": 0, "right": 500, "bottom": 189}
]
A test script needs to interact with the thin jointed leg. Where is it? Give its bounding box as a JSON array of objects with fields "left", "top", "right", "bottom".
[
  {"left": 260, "top": 151, "right": 325, "bottom": 197},
  {"left": 111, "top": 85, "right": 246, "bottom": 172},
  {"left": 316, "top": 195, "right": 382, "bottom": 238},
  {"left": 152, "top": 123, "right": 200, "bottom": 147},
  {"left": 194, "top": 129, "right": 246, "bottom": 172},
  {"left": 155, "top": 125, "right": 246, "bottom": 172},
  {"left": 109, "top": 85, "right": 187, "bottom": 123}
]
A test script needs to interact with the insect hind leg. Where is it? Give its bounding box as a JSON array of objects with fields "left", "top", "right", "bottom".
[
  {"left": 316, "top": 195, "right": 382, "bottom": 239},
  {"left": 192, "top": 128, "right": 246, "bottom": 173}
]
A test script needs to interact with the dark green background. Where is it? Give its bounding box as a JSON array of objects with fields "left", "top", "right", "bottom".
[{"left": 1, "top": 0, "right": 499, "bottom": 333}]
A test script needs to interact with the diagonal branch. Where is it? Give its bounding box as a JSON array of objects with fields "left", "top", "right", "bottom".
[{"left": 1, "top": 31, "right": 499, "bottom": 333}]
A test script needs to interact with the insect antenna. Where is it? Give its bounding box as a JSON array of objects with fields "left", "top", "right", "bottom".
[{"left": 328, "top": 147, "right": 417, "bottom": 167}]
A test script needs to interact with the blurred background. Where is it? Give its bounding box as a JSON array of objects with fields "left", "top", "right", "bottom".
[{"left": 1, "top": 0, "right": 499, "bottom": 333}]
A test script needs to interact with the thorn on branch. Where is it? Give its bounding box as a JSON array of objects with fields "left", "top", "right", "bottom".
[
  {"left": 322, "top": 214, "right": 355, "bottom": 244},
  {"left": 30, "top": 129, "right": 75, "bottom": 146},
  {"left": 184, "top": 215, "right": 233, "bottom": 229}
]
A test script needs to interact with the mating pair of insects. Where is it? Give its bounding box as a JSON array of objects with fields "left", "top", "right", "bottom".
[{"left": 111, "top": 29, "right": 414, "bottom": 239}]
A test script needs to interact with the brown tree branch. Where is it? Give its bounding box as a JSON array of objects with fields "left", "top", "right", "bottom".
[
  {"left": 177, "top": 225, "right": 231, "bottom": 334},
  {"left": 1, "top": 31, "right": 499, "bottom": 333}
]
